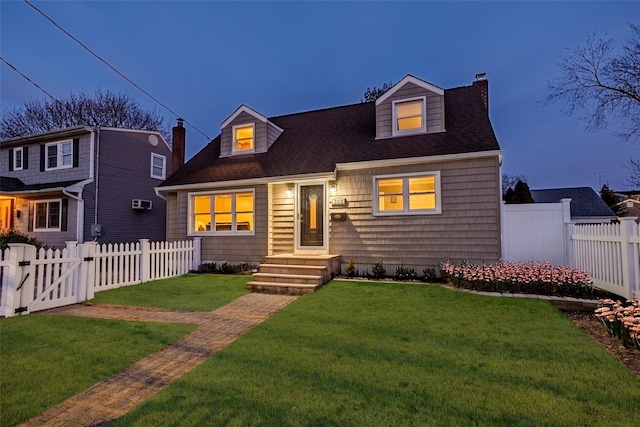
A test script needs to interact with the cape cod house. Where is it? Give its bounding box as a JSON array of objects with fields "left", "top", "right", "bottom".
[
  {"left": 159, "top": 74, "right": 503, "bottom": 293},
  {"left": 0, "top": 126, "right": 172, "bottom": 248}
]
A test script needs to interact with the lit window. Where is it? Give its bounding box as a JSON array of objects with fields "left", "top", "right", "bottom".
[
  {"left": 14, "top": 147, "right": 23, "bottom": 170},
  {"left": 392, "top": 98, "right": 426, "bottom": 135},
  {"left": 45, "top": 141, "right": 73, "bottom": 171},
  {"left": 190, "top": 190, "right": 254, "bottom": 234},
  {"left": 151, "top": 153, "right": 166, "bottom": 179},
  {"left": 233, "top": 124, "right": 254, "bottom": 153},
  {"left": 374, "top": 173, "right": 440, "bottom": 215},
  {"left": 34, "top": 200, "right": 61, "bottom": 231}
]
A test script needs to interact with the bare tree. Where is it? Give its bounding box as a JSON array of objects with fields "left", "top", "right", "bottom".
[
  {"left": 546, "top": 23, "right": 640, "bottom": 142},
  {"left": 502, "top": 173, "right": 528, "bottom": 193},
  {"left": 0, "top": 89, "right": 170, "bottom": 142},
  {"left": 624, "top": 157, "right": 640, "bottom": 188},
  {"left": 362, "top": 81, "right": 394, "bottom": 103}
]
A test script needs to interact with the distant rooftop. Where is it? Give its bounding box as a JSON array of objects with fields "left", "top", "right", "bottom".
[{"left": 530, "top": 187, "right": 616, "bottom": 218}]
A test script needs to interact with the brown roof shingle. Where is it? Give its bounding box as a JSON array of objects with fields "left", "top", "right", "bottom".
[{"left": 160, "top": 84, "right": 500, "bottom": 188}]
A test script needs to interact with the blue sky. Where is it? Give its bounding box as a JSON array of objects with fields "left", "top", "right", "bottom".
[{"left": 1, "top": 1, "right": 638, "bottom": 191}]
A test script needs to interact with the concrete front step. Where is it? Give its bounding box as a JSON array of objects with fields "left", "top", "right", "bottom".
[
  {"left": 253, "top": 272, "right": 324, "bottom": 286},
  {"left": 245, "top": 281, "right": 319, "bottom": 295},
  {"left": 259, "top": 264, "right": 328, "bottom": 280}
]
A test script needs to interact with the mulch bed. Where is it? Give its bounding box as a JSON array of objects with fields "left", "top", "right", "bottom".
[{"left": 564, "top": 311, "right": 640, "bottom": 379}]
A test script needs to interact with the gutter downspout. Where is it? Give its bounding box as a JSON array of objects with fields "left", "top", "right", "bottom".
[
  {"left": 94, "top": 126, "right": 100, "bottom": 226},
  {"left": 154, "top": 188, "right": 167, "bottom": 201}
]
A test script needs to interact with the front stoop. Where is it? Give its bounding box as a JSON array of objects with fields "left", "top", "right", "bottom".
[{"left": 245, "top": 254, "right": 341, "bottom": 295}]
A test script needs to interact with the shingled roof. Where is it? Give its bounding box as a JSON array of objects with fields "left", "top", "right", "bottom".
[
  {"left": 530, "top": 187, "right": 616, "bottom": 218},
  {"left": 160, "top": 84, "right": 500, "bottom": 188}
]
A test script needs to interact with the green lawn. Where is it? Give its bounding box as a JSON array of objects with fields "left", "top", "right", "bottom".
[
  {"left": 0, "top": 315, "right": 195, "bottom": 427},
  {"left": 113, "top": 280, "right": 640, "bottom": 427},
  {"left": 89, "top": 273, "right": 251, "bottom": 311}
]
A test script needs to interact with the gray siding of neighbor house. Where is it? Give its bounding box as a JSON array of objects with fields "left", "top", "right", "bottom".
[
  {"left": 220, "top": 112, "right": 268, "bottom": 157},
  {"left": 1, "top": 133, "right": 92, "bottom": 184},
  {"left": 376, "top": 82, "right": 445, "bottom": 139},
  {"left": 166, "top": 185, "right": 269, "bottom": 265},
  {"left": 93, "top": 129, "right": 170, "bottom": 243},
  {"left": 12, "top": 196, "right": 78, "bottom": 249},
  {"left": 329, "top": 156, "right": 501, "bottom": 272}
]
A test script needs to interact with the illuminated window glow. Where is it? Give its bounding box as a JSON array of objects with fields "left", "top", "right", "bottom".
[
  {"left": 392, "top": 98, "right": 426, "bottom": 135},
  {"left": 191, "top": 191, "right": 254, "bottom": 234},
  {"left": 374, "top": 174, "right": 440, "bottom": 215},
  {"left": 233, "top": 124, "right": 254, "bottom": 152}
]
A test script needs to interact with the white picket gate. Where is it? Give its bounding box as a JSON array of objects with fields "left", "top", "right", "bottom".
[{"left": 0, "top": 238, "right": 201, "bottom": 317}]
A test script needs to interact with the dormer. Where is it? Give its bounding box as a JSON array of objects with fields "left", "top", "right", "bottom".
[
  {"left": 375, "top": 75, "right": 445, "bottom": 139},
  {"left": 219, "top": 105, "right": 284, "bottom": 157}
]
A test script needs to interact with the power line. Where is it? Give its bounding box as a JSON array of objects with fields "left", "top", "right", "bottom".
[{"left": 23, "top": 0, "right": 210, "bottom": 140}]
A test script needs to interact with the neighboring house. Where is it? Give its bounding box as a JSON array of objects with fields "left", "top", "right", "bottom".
[
  {"left": 530, "top": 187, "right": 616, "bottom": 224},
  {"left": 0, "top": 125, "right": 173, "bottom": 248}
]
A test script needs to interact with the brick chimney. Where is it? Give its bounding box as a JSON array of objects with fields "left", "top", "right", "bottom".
[
  {"left": 171, "top": 118, "right": 185, "bottom": 174},
  {"left": 473, "top": 72, "right": 489, "bottom": 113}
]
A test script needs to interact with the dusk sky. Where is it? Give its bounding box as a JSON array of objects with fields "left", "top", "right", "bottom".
[{"left": 1, "top": 1, "right": 637, "bottom": 191}]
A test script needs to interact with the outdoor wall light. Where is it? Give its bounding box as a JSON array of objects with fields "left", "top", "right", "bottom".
[
  {"left": 286, "top": 186, "right": 294, "bottom": 197},
  {"left": 329, "top": 184, "right": 337, "bottom": 194}
]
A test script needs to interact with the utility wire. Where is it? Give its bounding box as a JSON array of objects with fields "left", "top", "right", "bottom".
[
  {"left": 1, "top": 55, "right": 92, "bottom": 126},
  {"left": 23, "top": 0, "right": 210, "bottom": 140}
]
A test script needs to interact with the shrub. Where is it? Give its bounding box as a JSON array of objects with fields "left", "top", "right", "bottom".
[
  {"left": 594, "top": 299, "right": 640, "bottom": 350},
  {"left": 345, "top": 259, "right": 356, "bottom": 277},
  {"left": 394, "top": 265, "right": 417, "bottom": 281},
  {"left": 441, "top": 260, "right": 593, "bottom": 298},
  {"left": 422, "top": 268, "right": 437, "bottom": 282},
  {"left": 0, "top": 229, "right": 45, "bottom": 251},
  {"left": 197, "top": 262, "right": 255, "bottom": 275},
  {"left": 371, "top": 262, "right": 386, "bottom": 280}
]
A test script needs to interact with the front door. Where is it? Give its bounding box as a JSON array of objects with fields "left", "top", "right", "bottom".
[
  {"left": 299, "top": 184, "right": 324, "bottom": 248},
  {"left": 0, "top": 198, "right": 14, "bottom": 231}
]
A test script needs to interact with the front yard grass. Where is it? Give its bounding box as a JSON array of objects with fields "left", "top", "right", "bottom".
[
  {"left": 114, "top": 280, "right": 640, "bottom": 427},
  {"left": 89, "top": 273, "right": 250, "bottom": 311},
  {"left": 0, "top": 314, "right": 195, "bottom": 427}
]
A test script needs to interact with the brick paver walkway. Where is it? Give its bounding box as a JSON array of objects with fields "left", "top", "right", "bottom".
[{"left": 18, "top": 293, "right": 297, "bottom": 427}]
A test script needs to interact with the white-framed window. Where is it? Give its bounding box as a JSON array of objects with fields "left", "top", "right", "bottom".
[
  {"left": 45, "top": 140, "right": 73, "bottom": 171},
  {"left": 373, "top": 172, "right": 441, "bottom": 216},
  {"left": 189, "top": 189, "right": 255, "bottom": 235},
  {"left": 34, "top": 199, "right": 62, "bottom": 231},
  {"left": 232, "top": 123, "right": 255, "bottom": 153},
  {"left": 150, "top": 153, "right": 166, "bottom": 179},
  {"left": 13, "top": 147, "right": 24, "bottom": 170},
  {"left": 392, "top": 97, "right": 426, "bottom": 136}
]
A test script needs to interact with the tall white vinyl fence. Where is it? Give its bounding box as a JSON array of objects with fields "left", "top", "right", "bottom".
[
  {"left": 0, "top": 238, "right": 201, "bottom": 317},
  {"left": 571, "top": 217, "right": 639, "bottom": 300}
]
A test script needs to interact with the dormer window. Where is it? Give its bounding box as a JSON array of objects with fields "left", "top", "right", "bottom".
[
  {"left": 233, "top": 124, "right": 255, "bottom": 153},
  {"left": 392, "top": 97, "right": 426, "bottom": 136}
]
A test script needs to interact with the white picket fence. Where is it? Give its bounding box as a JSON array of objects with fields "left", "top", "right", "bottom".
[
  {"left": 571, "top": 217, "right": 639, "bottom": 300},
  {"left": 0, "top": 238, "right": 201, "bottom": 317}
]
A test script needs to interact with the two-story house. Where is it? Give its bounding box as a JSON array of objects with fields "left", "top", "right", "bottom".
[
  {"left": 1, "top": 125, "right": 174, "bottom": 248},
  {"left": 158, "top": 74, "right": 502, "bottom": 293}
]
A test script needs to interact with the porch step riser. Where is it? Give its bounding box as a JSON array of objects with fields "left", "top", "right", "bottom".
[
  {"left": 245, "top": 282, "right": 316, "bottom": 295},
  {"left": 259, "top": 265, "right": 328, "bottom": 279},
  {"left": 264, "top": 256, "right": 332, "bottom": 267},
  {"left": 253, "top": 273, "right": 323, "bottom": 286}
]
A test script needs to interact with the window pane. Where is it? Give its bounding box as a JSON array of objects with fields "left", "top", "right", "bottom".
[
  {"left": 378, "top": 178, "right": 403, "bottom": 211},
  {"left": 48, "top": 146, "right": 57, "bottom": 168},
  {"left": 48, "top": 201, "right": 60, "bottom": 228},
  {"left": 215, "top": 214, "right": 232, "bottom": 231},
  {"left": 378, "top": 179, "right": 402, "bottom": 196},
  {"left": 194, "top": 214, "right": 211, "bottom": 231},
  {"left": 235, "top": 125, "right": 254, "bottom": 151},
  {"left": 409, "top": 193, "right": 436, "bottom": 210},
  {"left": 236, "top": 193, "right": 253, "bottom": 212},
  {"left": 396, "top": 101, "right": 422, "bottom": 118},
  {"left": 379, "top": 195, "right": 403, "bottom": 211},
  {"left": 194, "top": 196, "right": 210, "bottom": 214},
  {"left": 409, "top": 177, "right": 435, "bottom": 193},
  {"left": 214, "top": 195, "right": 232, "bottom": 213},
  {"left": 36, "top": 203, "right": 47, "bottom": 228},
  {"left": 397, "top": 116, "right": 422, "bottom": 130},
  {"left": 153, "top": 156, "right": 164, "bottom": 167},
  {"left": 61, "top": 143, "right": 72, "bottom": 166},
  {"left": 15, "top": 150, "right": 22, "bottom": 168},
  {"left": 236, "top": 213, "right": 253, "bottom": 231}
]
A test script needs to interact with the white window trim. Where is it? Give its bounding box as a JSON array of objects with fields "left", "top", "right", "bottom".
[
  {"left": 45, "top": 140, "right": 73, "bottom": 171},
  {"left": 232, "top": 123, "right": 256, "bottom": 155},
  {"left": 187, "top": 189, "right": 256, "bottom": 236},
  {"left": 372, "top": 171, "right": 442, "bottom": 216},
  {"left": 13, "top": 147, "right": 23, "bottom": 171},
  {"left": 33, "top": 199, "right": 63, "bottom": 232},
  {"left": 391, "top": 96, "right": 427, "bottom": 137},
  {"left": 150, "top": 153, "right": 167, "bottom": 180}
]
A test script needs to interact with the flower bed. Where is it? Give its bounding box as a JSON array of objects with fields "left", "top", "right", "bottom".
[
  {"left": 441, "top": 260, "right": 594, "bottom": 298},
  {"left": 594, "top": 299, "right": 640, "bottom": 350}
]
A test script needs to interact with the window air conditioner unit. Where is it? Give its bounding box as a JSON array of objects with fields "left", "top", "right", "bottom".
[{"left": 132, "top": 199, "right": 152, "bottom": 210}]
